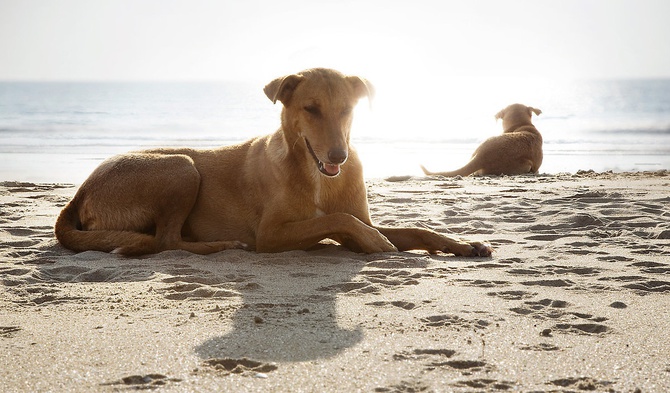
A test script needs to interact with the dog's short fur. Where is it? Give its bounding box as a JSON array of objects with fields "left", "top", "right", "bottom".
[
  {"left": 421, "top": 103, "right": 543, "bottom": 177},
  {"left": 55, "top": 68, "right": 492, "bottom": 257}
]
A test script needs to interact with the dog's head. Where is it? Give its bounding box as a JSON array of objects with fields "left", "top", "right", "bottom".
[
  {"left": 264, "top": 68, "right": 374, "bottom": 177},
  {"left": 495, "top": 103, "right": 541, "bottom": 132}
]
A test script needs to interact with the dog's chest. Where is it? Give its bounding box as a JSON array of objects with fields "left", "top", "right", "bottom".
[
  {"left": 313, "top": 181, "right": 325, "bottom": 217},
  {"left": 312, "top": 181, "right": 336, "bottom": 218}
]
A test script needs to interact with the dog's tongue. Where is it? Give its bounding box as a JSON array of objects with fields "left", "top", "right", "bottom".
[{"left": 324, "top": 163, "right": 340, "bottom": 176}]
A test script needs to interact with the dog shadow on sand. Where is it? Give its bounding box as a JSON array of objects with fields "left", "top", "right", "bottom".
[
  {"left": 192, "top": 245, "right": 377, "bottom": 363},
  {"left": 14, "top": 241, "right": 430, "bottom": 365}
]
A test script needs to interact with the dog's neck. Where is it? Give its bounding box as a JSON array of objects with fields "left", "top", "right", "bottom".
[
  {"left": 503, "top": 126, "right": 541, "bottom": 144},
  {"left": 272, "top": 127, "right": 322, "bottom": 181},
  {"left": 503, "top": 122, "right": 537, "bottom": 134}
]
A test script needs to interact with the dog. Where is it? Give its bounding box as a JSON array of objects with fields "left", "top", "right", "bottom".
[
  {"left": 421, "top": 103, "right": 543, "bottom": 177},
  {"left": 55, "top": 68, "right": 492, "bottom": 257}
]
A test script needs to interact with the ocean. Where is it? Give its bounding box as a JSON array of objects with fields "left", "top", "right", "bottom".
[{"left": 1, "top": 78, "right": 669, "bottom": 183}]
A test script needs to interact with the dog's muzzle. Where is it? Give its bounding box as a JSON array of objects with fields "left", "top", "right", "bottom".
[{"left": 305, "top": 138, "right": 346, "bottom": 177}]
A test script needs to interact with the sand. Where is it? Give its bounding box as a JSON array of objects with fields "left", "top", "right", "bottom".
[{"left": 1, "top": 171, "right": 669, "bottom": 392}]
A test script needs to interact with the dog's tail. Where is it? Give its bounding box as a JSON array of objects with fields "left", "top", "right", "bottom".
[
  {"left": 420, "top": 157, "right": 481, "bottom": 177},
  {"left": 54, "top": 199, "right": 156, "bottom": 256}
]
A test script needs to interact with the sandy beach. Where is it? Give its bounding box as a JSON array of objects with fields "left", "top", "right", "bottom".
[{"left": 1, "top": 171, "right": 669, "bottom": 392}]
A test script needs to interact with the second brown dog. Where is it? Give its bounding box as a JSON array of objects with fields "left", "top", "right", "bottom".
[{"left": 421, "top": 103, "right": 543, "bottom": 177}]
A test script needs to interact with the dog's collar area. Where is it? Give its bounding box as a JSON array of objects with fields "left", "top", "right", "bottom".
[{"left": 304, "top": 138, "right": 340, "bottom": 177}]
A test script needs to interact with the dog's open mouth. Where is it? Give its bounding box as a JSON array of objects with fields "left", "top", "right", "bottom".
[{"left": 305, "top": 138, "right": 341, "bottom": 177}]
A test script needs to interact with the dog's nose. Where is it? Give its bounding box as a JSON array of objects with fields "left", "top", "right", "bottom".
[{"left": 328, "top": 148, "right": 348, "bottom": 165}]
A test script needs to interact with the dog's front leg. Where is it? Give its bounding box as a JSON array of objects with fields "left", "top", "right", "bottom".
[
  {"left": 256, "top": 213, "right": 397, "bottom": 253},
  {"left": 376, "top": 227, "right": 492, "bottom": 257}
]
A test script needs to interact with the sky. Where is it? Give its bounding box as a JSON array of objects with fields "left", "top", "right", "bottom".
[{"left": 1, "top": 0, "right": 670, "bottom": 85}]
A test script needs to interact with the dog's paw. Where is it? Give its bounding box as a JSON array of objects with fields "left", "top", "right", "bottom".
[
  {"left": 361, "top": 230, "right": 398, "bottom": 254},
  {"left": 206, "top": 240, "right": 249, "bottom": 252},
  {"left": 365, "top": 239, "right": 399, "bottom": 254},
  {"left": 470, "top": 241, "right": 493, "bottom": 257},
  {"left": 444, "top": 240, "right": 493, "bottom": 257},
  {"left": 227, "top": 241, "right": 250, "bottom": 251}
]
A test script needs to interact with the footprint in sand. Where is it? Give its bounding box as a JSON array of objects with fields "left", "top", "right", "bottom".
[
  {"left": 524, "top": 234, "right": 572, "bottom": 241},
  {"left": 391, "top": 348, "right": 491, "bottom": 374},
  {"left": 101, "top": 374, "right": 182, "bottom": 388},
  {"left": 360, "top": 269, "right": 422, "bottom": 287},
  {"left": 525, "top": 212, "right": 608, "bottom": 233},
  {"left": 512, "top": 298, "right": 609, "bottom": 321},
  {"left": 366, "top": 300, "right": 418, "bottom": 310},
  {"left": 452, "top": 378, "right": 516, "bottom": 390},
  {"left": 317, "top": 281, "right": 379, "bottom": 294},
  {"left": 420, "top": 314, "right": 491, "bottom": 330},
  {"left": 465, "top": 261, "right": 516, "bottom": 270},
  {"left": 552, "top": 322, "right": 610, "bottom": 335},
  {"left": 623, "top": 280, "right": 670, "bottom": 294},
  {"left": 199, "top": 357, "right": 278, "bottom": 376},
  {"left": 630, "top": 261, "right": 670, "bottom": 274},
  {"left": 0, "top": 266, "right": 33, "bottom": 280},
  {"left": 630, "top": 244, "right": 670, "bottom": 255},
  {"left": 521, "top": 278, "right": 575, "bottom": 288},
  {"left": 508, "top": 265, "right": 601, "bottom": 277},
  {"left": 502, "top": 295, "right": 612, "bottom": 335},
  {"left": 161, "top": 282, "right": 238, "bottom": 301},
  {"left": 375, "top": 379, "right": 431, "bottom": 393},
  {"left": 37, "top": 263, "right": 154, "bottom": 283},
  {"left": 164, "top": 265, "right": 255, "bottom": 284},
  {"left": 486, "top": 290, "right": 537, "bottom": 300},
  {"left": 454, "top": 279, "right": 510, "bottom": 288},
  {"left": 2, "top": 267, "right": 91, "bottom": 306},
  {"left": 437, "top": 360, "right": 486, "bottom": 370},
  {"left": 30, "top": 292, "right": 88, "bottom": 305},
  {"left": 548, "top": 376, "right": 614, "bottom": 390},
  {"left": 597, "top": 255, "right": 634, "bottom": 262},
  {"left": 509, "top": 298, "right": 572, "bottom": 320},
  {"left": 393, "top": 348, "right": 457, "bottom": 361},
  {"left": 519, "top": 342, "right": 561, "bottom": 351}
]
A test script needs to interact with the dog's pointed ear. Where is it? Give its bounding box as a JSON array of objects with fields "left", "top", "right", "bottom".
[
  {"left": 530, "top": 107, "right": 542, "bottom": 116},
  {"left": 346, "top": 76, "right": 375, "bottom": 101},
  {"left": 264, "top": 74, "right": 304, "bottom": 104}
]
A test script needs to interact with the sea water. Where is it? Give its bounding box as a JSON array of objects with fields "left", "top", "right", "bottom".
[{"left": 0, "top": 78, "right": 669, "bottom": 183}]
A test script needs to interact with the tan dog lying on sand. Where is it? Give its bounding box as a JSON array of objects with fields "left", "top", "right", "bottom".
[
  {"left": 55, "top": 68, "right": 492, "bottom": 257},
  {"left": 421, "top": 103, "right": 543, "bottom": 177}
]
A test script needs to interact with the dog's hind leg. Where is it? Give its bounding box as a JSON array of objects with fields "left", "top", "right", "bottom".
[
  {"left": 148, "top": 159, "right": 247, "bottom": 255},
  {"left": 156, "top": 206, "right": 247, "bottom": 254},
  {"left": 489, "top": 158, "right": 535, "bottom": 176}
]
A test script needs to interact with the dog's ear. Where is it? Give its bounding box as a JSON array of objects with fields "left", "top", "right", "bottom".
[
  {"left": 494, "top": 108, "right": 505, "bottom": 121},
  {"left": 346, "top": 76, "right": 375, "bottom": 101},
  {"left": 264, "top": 74, "right": 304, "bottom": 104},
  {"left": 529, "top": 107, "right": 542, "bottom": 116}
]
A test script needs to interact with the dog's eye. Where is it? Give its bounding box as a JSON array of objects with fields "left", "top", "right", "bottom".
[{"left": 304, "top": 105, "right": 321, "bottom": 116}]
